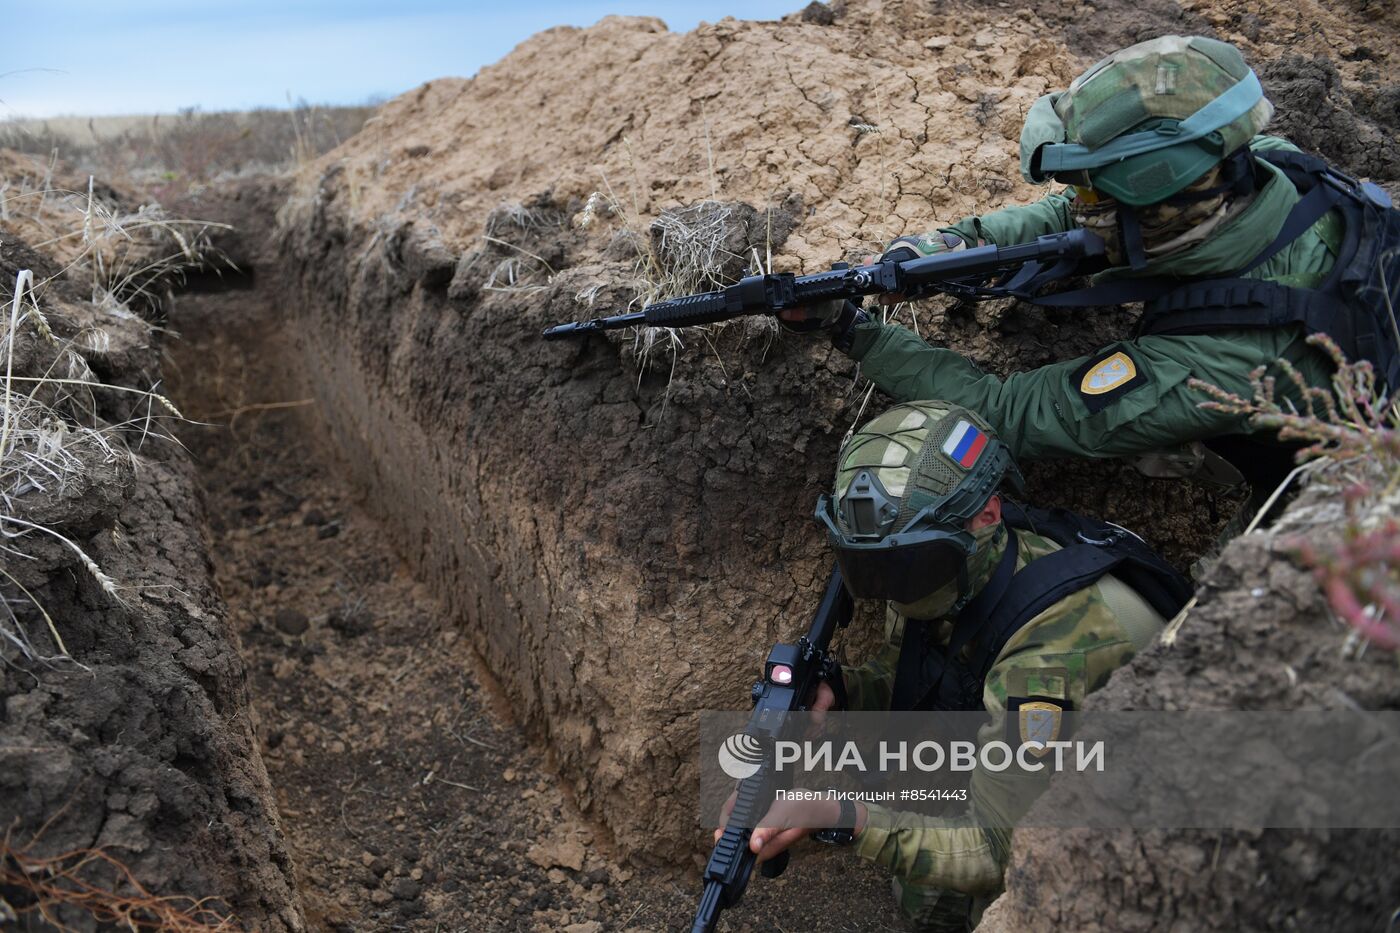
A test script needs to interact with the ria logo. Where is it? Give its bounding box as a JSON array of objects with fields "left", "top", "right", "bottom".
[{"left": 717, "top": 733, "right": 764, "bottom": 780}]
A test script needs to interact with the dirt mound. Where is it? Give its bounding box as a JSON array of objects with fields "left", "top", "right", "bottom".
[
  {"left": 270, "top": 0, "right": 1399, "bottom": 916},
  {"left": 0, "top": 155, "right": 300, "bottom": 929},
  {"left": 981, "top": 475, "right": 1400, "bottom": 932}
]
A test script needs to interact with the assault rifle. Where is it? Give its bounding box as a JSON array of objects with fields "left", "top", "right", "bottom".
[
  {"left": 543, "top": 228, "right": 1105, "bottom": 339},
  {"left": 691, "top": 565, "right": 854, "bottom": 933}
]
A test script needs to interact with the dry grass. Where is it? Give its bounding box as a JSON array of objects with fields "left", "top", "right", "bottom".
[
  {"left": 0, "top": 163, "right": 203, "bottom": 666},
  {"left": 0, "top": 100, "right": 376, "bottom": 200},
  {"left": 571, "top": 180, "right": 769, "bottom": 371},
  {"left": 1190, "top": 333, "right": 1400, "bottom": 651}
]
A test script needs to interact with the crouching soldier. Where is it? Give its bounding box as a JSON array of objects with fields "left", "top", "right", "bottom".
[
  {"left": 734, "top": 402, "right": 1192, "bottom": 930},
  {"left": 783, "top": 35, "right": 1399, "bottom": 506}
]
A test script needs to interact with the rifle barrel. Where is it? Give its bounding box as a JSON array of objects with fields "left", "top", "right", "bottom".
[{"left": 541, "top": 310, "right": 646, "bottom": 339}]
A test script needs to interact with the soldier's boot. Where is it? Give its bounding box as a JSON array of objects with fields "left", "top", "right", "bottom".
[{"left": 891, "top": 876, "right": 973, "bottom": 933}]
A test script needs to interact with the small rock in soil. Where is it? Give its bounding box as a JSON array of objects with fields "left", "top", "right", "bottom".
[
  {"left": 563, "top": 922, "right": 603, "bottom": 933},
  {"left": 369, "top": 856, "right": 391, "bottom": 876},
  {"left": 302, "top": 508, "right": 326, "bottom": 526},
  {"left": 328, "top": 607, "right": 373, "bottom": 637},
  {"left": 273, "top": 608, "right": 309, "bottom": 635},
  {"left": 391, "top": 878, "right": 422, "bottom": 900},
  {"left": 527, "top": 835, "right": 586, "bottom": 872},
  {"left": 318, "top": 522, "right": 341, "bottom": 539}
]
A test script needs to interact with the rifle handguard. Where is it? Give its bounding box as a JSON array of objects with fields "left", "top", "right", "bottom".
[{"left": 638, "top": 291, "right": 721, "bottom": 327}]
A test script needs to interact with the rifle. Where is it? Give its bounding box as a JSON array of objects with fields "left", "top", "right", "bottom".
[
  {"left": 692, "top": 565, "right": 854, "bottom": 933},
  {"left": 543, "top": 229, "right": 1105, "bottom": 339}
]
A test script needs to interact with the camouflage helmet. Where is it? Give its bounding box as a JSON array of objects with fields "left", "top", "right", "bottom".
[
  {"left": 816, "top": 402, "right": 1024, "bottom": 604},
  {"left": 1020, "top": 36, "right": 1274, "bottom": 205}
]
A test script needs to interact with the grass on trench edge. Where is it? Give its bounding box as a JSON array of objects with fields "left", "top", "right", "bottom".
[{"left": 0, "top": 172, "right": 210, "bottom": 668}]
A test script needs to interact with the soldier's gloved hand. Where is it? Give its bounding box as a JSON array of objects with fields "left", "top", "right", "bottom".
[
  {"left": 875, "top": 232, "right": 967, "bottom": 305},
  {"left": 778, "top": 299, "right": 868, "bottom": 352},
  {"left": 777, "top": 298, "right": 846, "bottom": 335},
  {"left": 881, "top": 231, "right": 967, "bottom": 262}
]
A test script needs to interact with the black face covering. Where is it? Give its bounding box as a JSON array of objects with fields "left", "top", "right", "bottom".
[{"left": 832, "top": 535, "right": 971, "bottom": 604}]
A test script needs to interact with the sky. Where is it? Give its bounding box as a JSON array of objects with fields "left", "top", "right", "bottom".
[{"left": 4, "top": 0, "right": 803, "bottom": 118}]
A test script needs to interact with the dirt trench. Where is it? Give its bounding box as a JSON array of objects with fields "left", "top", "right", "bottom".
[
  {"left": 267, "top": 0, "right": 1400, "bottom": 867},
  {"left": 0, "top": 181, "right": 300, "bottom": 930},
  {"left": 161, "top": 185, "right": 905, "bottom": 931}
]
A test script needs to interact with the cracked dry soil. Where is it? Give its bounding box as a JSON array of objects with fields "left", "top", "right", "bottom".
[{"left": 166, "top": 281, "right": 905, "bottom": 931}]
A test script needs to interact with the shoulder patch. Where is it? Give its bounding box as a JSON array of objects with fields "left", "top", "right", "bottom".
[
  {"left": 1073, "top": 347, "right": 1148, "bottom": 413},
  {"left": 1006, "top": 695, "right": 1073, "bottom": 756}
]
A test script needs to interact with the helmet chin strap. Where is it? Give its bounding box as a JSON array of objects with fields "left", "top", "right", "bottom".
[
  {"left": 947, "top": 562, "right": 973, "bottom": 615},
  {"left": 1117, "top": 203, "right": 1150, "bottom": 271}
]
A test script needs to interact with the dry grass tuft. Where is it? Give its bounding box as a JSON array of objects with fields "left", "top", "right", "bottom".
[
  {"left": 1190, "top": 333, "right": 1400, "bottom": 651},
  {"left": 0, "top": 160, "right": 204, "bottom": 666},
  {"left": 571, "top": 183, "right": 763, "bottom": 370}
]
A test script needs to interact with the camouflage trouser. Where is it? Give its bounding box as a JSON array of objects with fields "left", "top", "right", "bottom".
[{"left": 892, "top": 877, "right": 975, "bottom": 933}]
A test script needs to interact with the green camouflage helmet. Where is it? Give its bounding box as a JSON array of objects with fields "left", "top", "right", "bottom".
[
  {"left": 830, "top": 402, "right": 1023, "bottom": 539},
  {"left": 819, "top": 402, "right": 1024, "bottom": 605},
  {"left": 1020, "top": 35, "right": 1275, "bottom": 205}
]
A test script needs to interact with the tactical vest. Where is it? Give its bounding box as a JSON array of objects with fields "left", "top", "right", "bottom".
[
  {"left": 1022, "top": 150, "right": 1398, "bottom": 493},
  {"left": 888, "top": 503, "right": 1192, "bottom": 713},
  {"left": 1136, "top": 150, "right": 1400, "bottom": 391}
]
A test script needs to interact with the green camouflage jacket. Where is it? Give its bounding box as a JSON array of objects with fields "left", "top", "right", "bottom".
[
  {"left": 847, "top": 136, "right": 1340, "bottom": 462},
  {"left": 844, "top": 524, "right": 1165, "bottom": 892}
]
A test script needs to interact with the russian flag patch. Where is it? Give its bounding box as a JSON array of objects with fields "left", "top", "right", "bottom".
[{"left": 941, "top": 419, "right": 987, "bottom": 468}]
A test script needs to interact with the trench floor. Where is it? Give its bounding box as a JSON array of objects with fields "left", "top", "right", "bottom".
[{"left": 166, "top": 284, "right": 901, "bottom": 932}]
